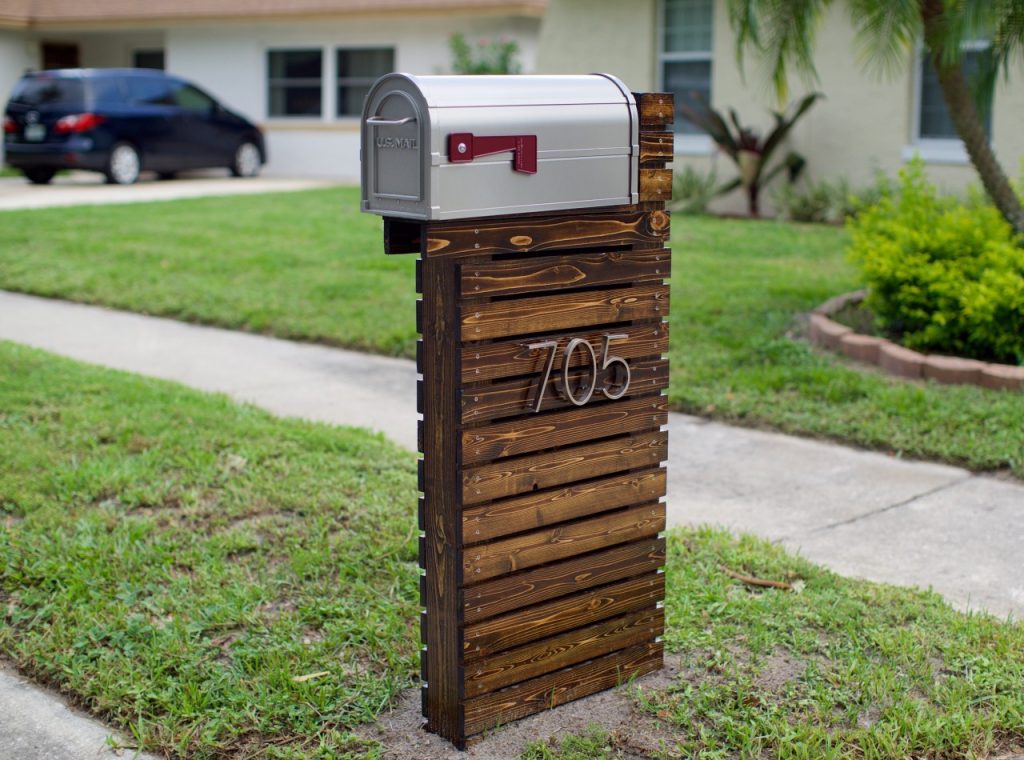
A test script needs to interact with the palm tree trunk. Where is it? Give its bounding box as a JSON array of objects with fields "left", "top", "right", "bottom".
[{"left": 921, "top": 0, "right": 1024, "bottom": 236}]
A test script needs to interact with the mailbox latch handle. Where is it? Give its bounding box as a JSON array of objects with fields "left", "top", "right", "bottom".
[
  {"left": 448, "top": 132, "right": 538, "bottom": 174},
  {"left": 366, "top": 116, "right": 417, "bottom": 125}
]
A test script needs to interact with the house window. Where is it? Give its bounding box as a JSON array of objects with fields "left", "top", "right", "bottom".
[
  {"left": 660, "top": 0, "right": 713, "bottom": 138},
  {"left": 268, "top": 49, "right": 323, "bottom": 117},
  {"left": 133, "top": 50, "right": 164, "bottom": 70},
  {"left": 917, "top": 45, "right": 992, "bottom": 140},
  {"left": 337, "top": 48, "right": 394, "bottom": 117}
]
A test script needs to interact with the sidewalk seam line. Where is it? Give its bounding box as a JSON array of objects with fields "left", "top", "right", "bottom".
[{"left": 790, "top": 474, "right": 975, "bottom": 538}]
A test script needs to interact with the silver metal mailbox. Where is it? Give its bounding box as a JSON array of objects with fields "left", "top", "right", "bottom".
[{"left": 360, "top": 73, "right": 639, "bottom": 221}]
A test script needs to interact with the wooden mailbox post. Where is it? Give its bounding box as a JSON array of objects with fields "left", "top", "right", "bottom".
[{"left": 376, "top": 89, "right": 673, "bottom": 748}]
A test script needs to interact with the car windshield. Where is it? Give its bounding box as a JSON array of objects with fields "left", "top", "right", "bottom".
[{"left": 9, "top": 76, "right": 86, "bottom": 109}]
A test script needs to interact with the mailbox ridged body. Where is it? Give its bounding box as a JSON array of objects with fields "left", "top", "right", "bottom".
[{"left": 361, "top": 74, "right": 640, "bottom": 220}]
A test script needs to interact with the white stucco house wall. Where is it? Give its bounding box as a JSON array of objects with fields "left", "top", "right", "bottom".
[
  {"left": 0, "top": 0, "right": 545, "bottom": 178},
  {"left": 536, "top": 0, "right": 1024, "bottom": 212}
]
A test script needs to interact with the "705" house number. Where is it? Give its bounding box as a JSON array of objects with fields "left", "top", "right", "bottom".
[{"left": 527, "top": 334, "right": 631, "bottom": 413}]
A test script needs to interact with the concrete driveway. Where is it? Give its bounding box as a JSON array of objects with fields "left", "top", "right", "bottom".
[{"left": 0, "top": 170, "right": 340, "bottom": 211}]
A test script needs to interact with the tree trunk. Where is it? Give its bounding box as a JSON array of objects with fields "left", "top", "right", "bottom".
[
  {"left": 921, "top": 0, "right": 1024, "bottom": 236},
  {"left": 747, "top": 184, "right": 760, "bottom": 217}
]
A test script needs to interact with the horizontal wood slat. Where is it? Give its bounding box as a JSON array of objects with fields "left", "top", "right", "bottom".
[
  {"left": 639, "top": 132, "right": 674, "bottom": 165},
  {"left": 460, "top": 358, "right": 668, "bottom": 423},
  {"left": 464, "top": 573, "right": 665, "bottom": 662},
  {"left": 464, "top": 608, "right": 664, "bottom": 697},
  {"left": 637, "top": 93, "right": 674, "bottom": 127},
  {"left": 463, "top": 537, "right": 666, "bottom": 624},
  {"left": 461, "top": 284, "right": 669, "bottom": 341},
  {"left": 462, "top": 393, "right": 668, "bottom": 464},
  {"left": 639, "top": 169, "right": 672, "bottom": 203},
  {"left": 423, "top": 209, "right": 669, "bottom": 258},
  {"left": 463, "top": 468, "right": 666, "bottom": 545},
  {"left": 460, "top": 250, "right": 669, "bottom": 298},
  {"left": 464, "top": 503, "right": 665, "bottom": 582},
  {"left": 463, "top": 431, "right": 668, "bottom": 506},
  {"left": 463, "top": 642, "right": 664, "bottom": 736},
  {"left": 460, "top": 323, "right": 668, "bottom": 384}
]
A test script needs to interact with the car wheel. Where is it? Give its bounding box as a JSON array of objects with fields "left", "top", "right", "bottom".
[
  {"left": 231, "top": 141, "right": 261, "bottom": 178},
  {"left": 23, "top": 167, "right": 57, "bottom": 185},
  {"left": 106, "top": 142, "right": 141, "bottom": 185}
]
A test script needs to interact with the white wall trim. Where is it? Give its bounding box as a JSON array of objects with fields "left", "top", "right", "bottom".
[
  {"left": 675, "top": 133, "right": 713, "bottom": 156},
  {"left": 901, "top": 140, "right": 970, "bottom": 165}
]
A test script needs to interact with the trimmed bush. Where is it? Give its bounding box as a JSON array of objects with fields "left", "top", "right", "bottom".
[{"left": 847, "top": 159, "right": 1024, "bottom": 365}]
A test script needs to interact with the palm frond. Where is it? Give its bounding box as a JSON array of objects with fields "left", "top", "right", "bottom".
[{"left": 846, "top": 0, "right": 919, "bottom": 77}]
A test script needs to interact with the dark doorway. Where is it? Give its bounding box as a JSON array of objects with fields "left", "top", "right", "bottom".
[{"left": 42, "top": 42, "right": 80, "bottom": 69}]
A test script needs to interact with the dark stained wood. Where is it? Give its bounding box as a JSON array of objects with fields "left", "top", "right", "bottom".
[
  {"left": 639, "top": 131, "right": 674, "bottom": 165},
  {"left": 419, "top": 255, "right": 465, "bottom": 743},
  {"left": 636, "top": 92, "right": 674, "bottom": 127},
  {"left": 464, "top": 608, "right": 664, "bottom": 696},
  {"left": 460, "top": 324, "right": 669, "bottom": 384},
  {"left": 460, "top": 358, "right": 668, "bottom": 423},
  {"left": 383, "top": 217, "right": 422, "bottom": 254},
  {"left": 463, "top": 469, "right": 666, "bottom": 545},
  {"left": 463, "top": 642, "right": 664, "bottom": 736},
  {"left": 463, "top": 431, "right": 668, "bottom": 506},
  {"left": 408, "top": 89, "right": 673, "bottom": 744},
  {"left": 639, "top": 168, "right": 673, "bottom": 203},
  {"left": 460, "top": 249, "right": 669, "bottom": 298},
  {"left": 464, "top": 503, "right": 665, "bottom": 582},
  {"left": 461, "top": 283, "right": 669, "bottom": 341},
  {"left": 462, "top": 393, "right": 669, "bottom": 465},
  {"left": 463, "top": 537, "right": 666, "bottom": 624},
  {"left": 464, "top": 573, "right": 665, "bottom": 661},
  {"left": 423, "top": 208, "right": 669, "bottom": 258}
]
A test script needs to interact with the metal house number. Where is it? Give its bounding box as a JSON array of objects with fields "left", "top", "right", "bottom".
[{"left": 527, "top": 334, "right": 631, "bottom": 413}]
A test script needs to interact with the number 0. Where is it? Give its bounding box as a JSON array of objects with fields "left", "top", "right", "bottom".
[{"left": 563, "top": 338, "right": 597, "bottom": 406}]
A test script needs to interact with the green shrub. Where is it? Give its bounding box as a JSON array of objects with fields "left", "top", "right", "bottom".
[
  {"left": 449, "top": 32, "right": 521, "bottom": 74},
  {"left": 773, "top": 173, "right": 894, "bottom": 223},
  {"left": 847, "top": 159, "right": 1024, "bottom": 364},
  {"left": 670, "top": 164, "right": 720, "bottom": 215}
]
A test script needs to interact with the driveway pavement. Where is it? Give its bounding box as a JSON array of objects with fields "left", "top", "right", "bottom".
[{"left": 0, "top": 170, "right": 338, "bottom": 211}]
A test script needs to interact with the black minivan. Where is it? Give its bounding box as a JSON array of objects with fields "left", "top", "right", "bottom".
[{"left": 3, "top": 68, "right": 266, "bottom": 185}]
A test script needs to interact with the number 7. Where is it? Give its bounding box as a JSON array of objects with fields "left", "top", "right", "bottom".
[{"left": 526, "top": 340, "right": 559, "bottom": 412}]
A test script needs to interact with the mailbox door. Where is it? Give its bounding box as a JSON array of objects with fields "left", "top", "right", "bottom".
[{"left": 363, "top": 87, "right": 427, "bottom": 217}]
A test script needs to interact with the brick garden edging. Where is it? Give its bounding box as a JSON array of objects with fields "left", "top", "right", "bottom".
[{"left": 808, "top": 290, "right": 1024, "bottom": 392}]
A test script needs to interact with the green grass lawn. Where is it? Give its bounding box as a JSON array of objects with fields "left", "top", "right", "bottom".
[
  {"left": 0, "top": 188, "right": 1020, "bottom": 476},
  {"left": 2, "top": 343, "right": 1021, "bottom": 758}
]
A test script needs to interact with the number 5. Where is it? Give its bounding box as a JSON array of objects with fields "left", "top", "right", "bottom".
[{"left": 600, "top": 334, "right": 631, "bottom": 400}]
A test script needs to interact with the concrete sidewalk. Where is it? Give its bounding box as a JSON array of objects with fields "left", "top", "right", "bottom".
[
  {"left": 3, "top": 289, "right": 1020, "bottom": 618},
  {"left": 0, "top": 290, "right": 1021, "bottom": 756},
  {"left": 0, "top": 171, "right": 338, "bottom": 211}
]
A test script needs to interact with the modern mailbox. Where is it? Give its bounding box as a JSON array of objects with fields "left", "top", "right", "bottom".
[
  {"left": 361, "top": 75, "right": 673, "bottom": 748},
  {"left": 361, "top": 74, "right": 640, "bottom": 220}
]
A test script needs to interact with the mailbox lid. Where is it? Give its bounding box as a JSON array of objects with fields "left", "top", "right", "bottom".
[{"left": 361, "top": 73, "right": 639, "bottom": 221}]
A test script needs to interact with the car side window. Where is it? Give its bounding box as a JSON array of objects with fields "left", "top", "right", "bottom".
[
  {"left": 126, "top": 77, "right": 175, "bottom": 106},
  {"left": 91, "top": 78, "right": 128, "bottom": 109},
  {"left": 173, "top": 84, "right": 216, "bottom": 116}
]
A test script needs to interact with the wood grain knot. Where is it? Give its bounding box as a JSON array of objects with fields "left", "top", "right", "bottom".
[{"left": 509, "top": 235, "right": 534, "bottom": 247}]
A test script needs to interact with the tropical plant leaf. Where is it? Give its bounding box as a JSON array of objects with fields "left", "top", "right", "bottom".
[{"left": 757, "top": 92, "right": 822, "bottom": 179}]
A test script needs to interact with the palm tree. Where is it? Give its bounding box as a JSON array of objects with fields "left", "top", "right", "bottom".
[{"left": 725, "top": 0, "right": 1024, "bottom": 235}]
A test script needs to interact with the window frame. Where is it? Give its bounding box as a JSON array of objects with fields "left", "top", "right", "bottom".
[
  {"left": 657, "top": 0, "right": 714, "bottom": 155},
  {"left": 266, "top": 48, "right": 325, "bottom": 120},
  {"left": 906, "top": 38, "right": 991, "bottom": 165}
]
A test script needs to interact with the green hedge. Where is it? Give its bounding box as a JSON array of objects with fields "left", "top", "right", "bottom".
[{"left": 847, "top": 159, "right": 1024, "bottom": 365}]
